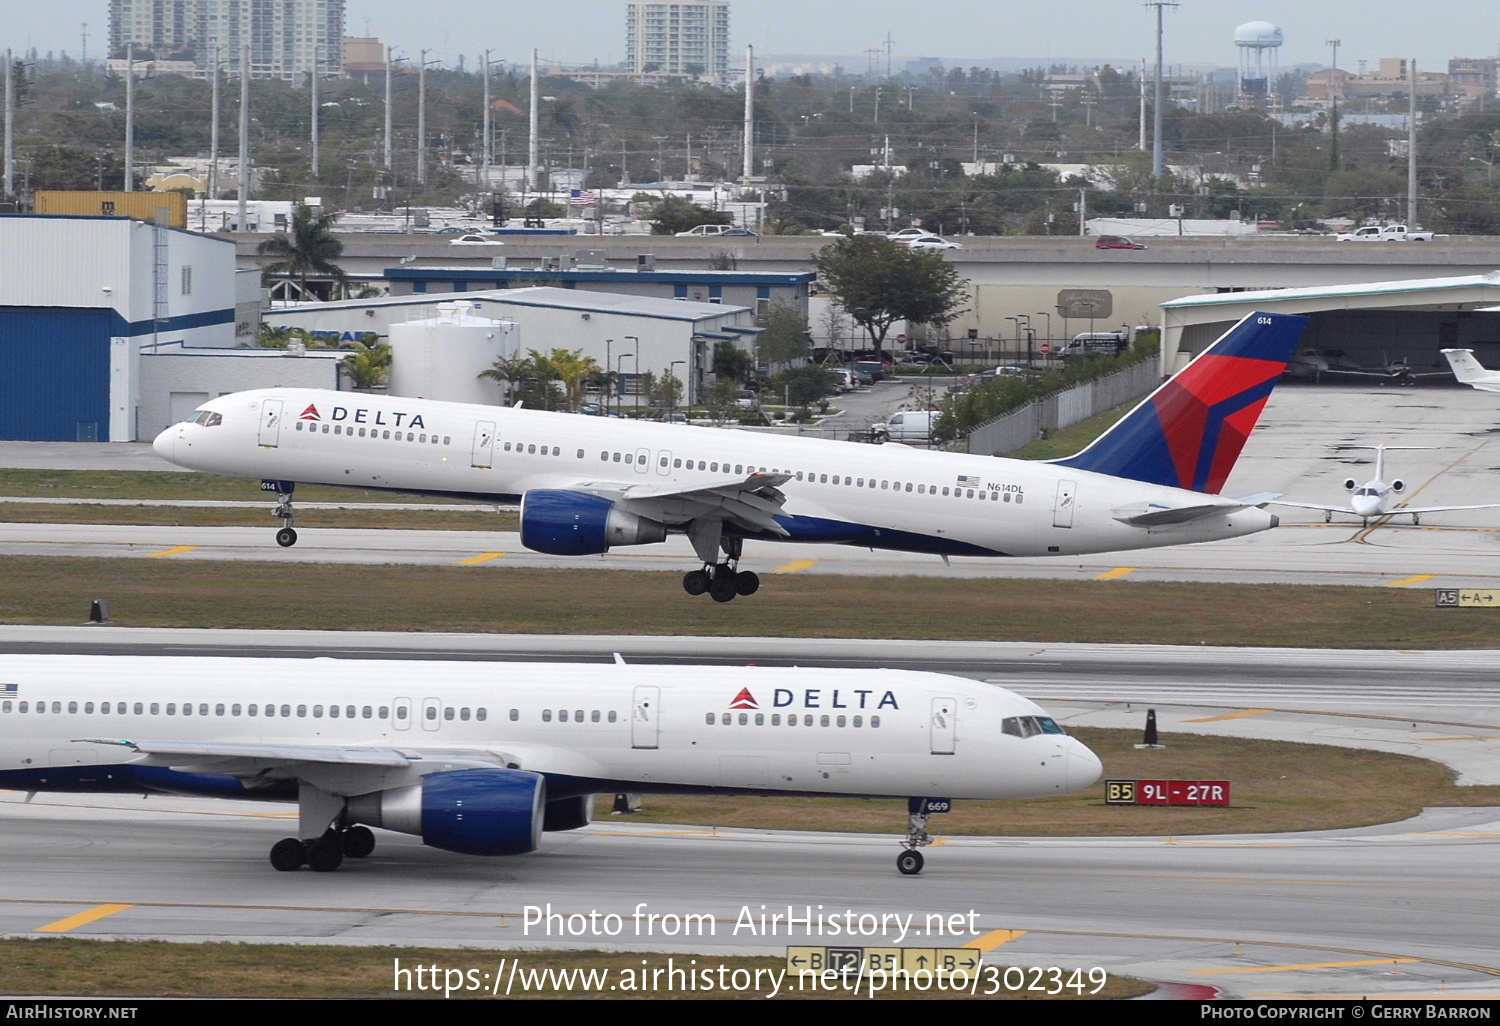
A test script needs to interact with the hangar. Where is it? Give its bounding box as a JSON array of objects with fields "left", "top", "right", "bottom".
[{"left": 1160, "top": 272, "right": 1500, "bottom": 377}]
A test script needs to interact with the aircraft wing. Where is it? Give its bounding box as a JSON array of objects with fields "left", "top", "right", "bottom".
[
  {"left": 76, "top": 738, "right": 419, "bottom": 767},
  {"left": 1267, "top": 501, "right": 1353, "bottom": 514},
  {"left": 576, "top": 472, "right": 794, "bottom": 537}
]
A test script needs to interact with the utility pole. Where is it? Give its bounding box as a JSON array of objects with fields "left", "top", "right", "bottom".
[
  {"left": 383, "top": 46, "right": 394, "bottom": 169},
  {"left": 742, "top": 45, "right": 754, "bottom": 181},
  {"left": 1326, "top": 39, "right": 1341, "bottom": 171},
  {"left": 1144, "top": 1, "right": 1178, "bottom": 181},
  {"left": 209, "top": 46, "right": 220, "bottom": 200},
  {"left": 1408, "top": 58, "right": 1418, "bottom": 226},
  {"left": 529, "top": 49, "right": 540, "bottom": 190},
  {"left": 124, "top": 57, "right": 135, "bottom": 190},
  {"left": 238, "top": 43, "right": 250, "bottom": 229},
  {"left": 310, "top": 45, "right": 320, "bottom": 179},
  {"left": 482, "top": 49, "right": 492, "bottom": 186},
  {"left": 417, "top": 49, "right": 429, "bottom": 186},
  {"left": 1139, "top": 58, "right": 1147, "bottom": 150},
  {"left": 3, "top": 50, "right": 13, "bottom": 198}
]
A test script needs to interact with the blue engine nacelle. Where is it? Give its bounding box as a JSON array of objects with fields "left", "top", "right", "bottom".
[
  {"left": 520, "top": 489, "right": 667, "bottom": 556},
  {"left": 347, "top": 768, "right": 546, "bottom": 856}
]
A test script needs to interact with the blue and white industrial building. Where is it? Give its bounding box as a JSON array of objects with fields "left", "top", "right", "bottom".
[{"left": 0, "top": 215, "right": 269, "bottom": 441}]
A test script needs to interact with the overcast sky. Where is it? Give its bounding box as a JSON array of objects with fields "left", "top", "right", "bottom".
[{"left": 8, "top": 2, "right": 1498, "bottom": 72}]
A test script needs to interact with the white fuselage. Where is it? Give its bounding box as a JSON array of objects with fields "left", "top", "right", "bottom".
[
  {"left": 0, "top": 656, "right": 1101, "bottom": 802},
  {"left": 154, "top": 388, "right": 1276, "bottom": 558}
]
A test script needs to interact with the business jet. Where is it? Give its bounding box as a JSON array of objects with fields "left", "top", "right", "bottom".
[
  {"left": 153, "top": 312, "right": 1309, "bottom": 601},
  {"left": 0, "top": 655, "right": 1101, "bottom": 876},
  {"left": 1271, "top": 444, "right": 1499, "bottom": 525},
  {"left": 1442, "top": 348, "right": 1500, "bottom": 392}
]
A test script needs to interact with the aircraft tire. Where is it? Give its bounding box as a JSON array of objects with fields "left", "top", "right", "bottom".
[
  {"left": 275, "top": 527, "right": 298, "bottom": 548},
  {"left": 341, "top": 826, "right": 376, "bottom": 859},
  {"left": 735, "top": 570, "right": 761, "bottom": 596},
  {"left": 709, "top": 574, "right": 738, "bottom": 603},
  {"left": 306, "top": 839, "right": 344, "bottom": 873},
  {"left": 683, "top": 570, "right": 710, "bottom": 596},
  {"left": 269, "top": 838, "right": 306, "bottom": 872},
  {"left": 896, "top": 850, "right": 924, "bottom": 876}
]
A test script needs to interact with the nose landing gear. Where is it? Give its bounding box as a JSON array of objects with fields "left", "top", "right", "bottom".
[
  {"left": 897, "top": 798, "right": 941, "bottom": 875},
  {"left": 263, "top": 480, "right": 298, "bottom": 547}
]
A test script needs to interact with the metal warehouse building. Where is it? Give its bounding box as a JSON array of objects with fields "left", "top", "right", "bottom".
[
  {"left": 0, "top": 215, "right": 258, "bottom": 441},
  {"left": 1160, "top": 272, "right": 1500, "bottom": 375}
]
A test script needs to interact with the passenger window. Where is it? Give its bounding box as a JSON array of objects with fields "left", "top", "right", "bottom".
[
  {"left": 477, "top": 708, "right": 487, "bottom": 721},
  {"left": 313, "top": 705, "right": 324, "bottom": 718},
  {"left": 425, "top": 706, "right": 437, "bottom": 720},
  {"left": 542, "top": 709, "right": 552, "bottom": 722},
  {"left": 444, "top": 707, "right": 455, "bottom": 721},
  {"left": 460, "top": 707, "right": 470, "bottom": 721},
  {"left": 510, "top": 709, "right": 519, "bottom": 721},
  {"left": 608, "top": 710, "right": 617, "bottom": 722},
  {"left": 379, "top": 706, "right": 390, "bottom": 719},
  {"left": 297, "top": 705, "right": 307, "bottom": 717}
]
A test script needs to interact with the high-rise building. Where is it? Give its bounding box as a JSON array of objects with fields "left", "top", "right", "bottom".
[
  {"left": 625, "top": 1, "right": 731, "bottom": 86},
  {"left": 108, "top": 0, "right": 345, "bottom": 80}
]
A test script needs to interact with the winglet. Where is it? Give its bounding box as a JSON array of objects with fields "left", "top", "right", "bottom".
[{"left": 1054, "top": 312, "right": 1309, "bottom": 494}]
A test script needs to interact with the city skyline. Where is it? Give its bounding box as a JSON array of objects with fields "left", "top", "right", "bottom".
[{"left": 10, "top": 1, "right": 1500, "bottom": 76}]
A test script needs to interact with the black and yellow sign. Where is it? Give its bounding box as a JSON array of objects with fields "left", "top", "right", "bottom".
[
  {"left": 1436, "top": 589, "right": 1500, "bottom": 608},
  {"left": 786, "top": 947, "right": 982, "bottom": 977}
]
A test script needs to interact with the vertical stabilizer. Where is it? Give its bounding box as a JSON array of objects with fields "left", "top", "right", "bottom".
[{"left": 1054, "top": 312, "right": 1308, "bottom": 494}]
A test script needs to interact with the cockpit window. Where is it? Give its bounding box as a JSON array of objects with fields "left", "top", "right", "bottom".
[
  {"left": 189, "top": 410, "right": 223, "bottom": 427},
  {"left": 1002, "top": 715, "right": 1067, "bottom": 738}
]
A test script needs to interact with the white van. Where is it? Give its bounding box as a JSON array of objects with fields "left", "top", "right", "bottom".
[
  {"left": 1060, "top": 331, "right": 1129, "bottom": 360},
  {"left": 872, "top": 410, "right": 936, "bottom": 444}
]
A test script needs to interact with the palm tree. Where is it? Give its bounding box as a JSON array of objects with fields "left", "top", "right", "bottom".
[
  {"left": 341, "top": 340, "right": 391, "bottom": 392},
  {"left": 257, "top": 205, "right": 348, "bottom": 301},
  {"left": 536, "top": 349, "right": 602, "bottom": 411}
]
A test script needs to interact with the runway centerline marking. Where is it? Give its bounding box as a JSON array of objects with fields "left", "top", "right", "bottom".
[
  {"left": 1184, "top": 709, "right": 1274, "bottom": 723},
  {"left": 1095, "top": 567, "right": 1135, "bottom": 580},
  {"left": 458, "top": 552, "right": 505, "bottom": 565},
  {"left": 774, "top": 559, "right": 818, "bottom": 574},
  {"left": 1385, "top": 574, "right": 1435, "bottom": 587},
  {"left": 146, "top": 545, "right": 198, "bottom": 558},
  {"left": 37, "top": 903, "right": 134, "bottom": 933},
  {"left": 966, "top": 929, "right": 1027, "bottom": 952},
  {"left": 1194, "top": 958, "right": 1420, "bottom": 974}
]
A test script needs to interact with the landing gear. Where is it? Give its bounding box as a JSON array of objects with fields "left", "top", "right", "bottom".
[
  {"left": 268, "top": 825, "right": 373, "bottom": 872},
  {"left": 265, "top": 481, "right": 298, "bottom": 546},
  {"left": 897, "top": 799, "right": 938, "bottom": 876},
  {"left": 1413, "top": 513, "right": 1421, "bottom": 526},
  {"left": 684, "top": 534, "right": 760, "bottom": 603}
]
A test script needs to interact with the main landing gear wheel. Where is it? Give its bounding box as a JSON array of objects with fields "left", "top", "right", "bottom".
[
  {"left": 306, "top": 838, "right": 344, "bottom": 873},
  {"left": 709, "top": 569, "right": 739, "bottom": 603},
  {"left": 896, "top": 850, "right": 924, "bottom": 875},
  {"left": 269, "top": 837, "right": 306, "bottom": 872},
  {"left": 735, "top": 570, "right": 761, "bottom": 596},
  {"left": 682, "top": 569, "right": 710, "bottom": 596},
  {"left": 341, "top": 825, "right": 375, "bottom": 859},
  {"left": 275, "top": 527, "right": 298, "bottom": 548}
]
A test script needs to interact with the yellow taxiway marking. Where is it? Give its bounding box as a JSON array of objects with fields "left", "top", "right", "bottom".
[
  {"left": 1095, "top": 566, "right": 1136, "bottom": 580},
  {"left": 1385, "top": 574, "right": 1436, "bottom": 587},
  {"left": 1420, "top": 735, "right": 1500, "bottom": 742},
  {"left": 1194, "top": 958, "right": 1419, "bottom": 975},
  {"left": 1410, "top": 831, "right": 1500, "bottom": 838},
  {"left": 1184, "top": 708, "right": 1273, "bottom": 723},
  {"left": 37, "top": 903, "right": 135, "bottom": 934},
  {"left": 147, "top": 545, "right": 198, "bottom": 558},
  {"left": 774, "top": 559, "right": 818, "bottom": 574},
  {"left": 458, "top": 552, "right": 505, "bottom": 565},
  {"left": 966, "top": 929, "right": 1027, "bottom": 952}
]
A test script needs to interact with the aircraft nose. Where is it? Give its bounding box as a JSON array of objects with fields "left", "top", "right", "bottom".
[
  {"left": 152, "top": 426, "right": 175, "bottom": 463},
  {"left": 1066, "top": 738, "right": 1103, "bottom": 791}
]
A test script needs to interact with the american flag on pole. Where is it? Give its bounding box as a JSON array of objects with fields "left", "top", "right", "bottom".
[{"left": 569, "top": 189, "right": 597, "bottom": 207}]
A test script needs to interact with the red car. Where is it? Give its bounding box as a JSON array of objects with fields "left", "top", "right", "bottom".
[{"left": 1094, "top": 235, "right": 1147, "bottom": 250}]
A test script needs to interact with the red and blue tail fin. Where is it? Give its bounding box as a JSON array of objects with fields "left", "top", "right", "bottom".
[{"left": 1053, "top": 312, "right": 1308, "bottom": 494}]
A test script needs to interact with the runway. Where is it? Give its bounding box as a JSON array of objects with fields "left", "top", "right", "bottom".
[{"left": 0, "top": 631, "right": 1496, "bottom": 999}]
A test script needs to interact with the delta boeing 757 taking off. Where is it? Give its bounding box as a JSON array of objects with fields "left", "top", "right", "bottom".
[{"left": 153, "top": 312, "right": 1309, "bottom": 600}]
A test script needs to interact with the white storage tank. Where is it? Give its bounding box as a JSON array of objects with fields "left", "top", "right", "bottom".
[{"left": 387, "top": 301, "right": 519, "bottom": 404}]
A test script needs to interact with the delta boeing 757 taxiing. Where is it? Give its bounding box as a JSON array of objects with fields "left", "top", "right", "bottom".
[
  {"left": 0, "top": 655, "right": 1100, "bottom": 876},
  {"left": 153, "top": 312, "right": 1309, "bottom": 601}
]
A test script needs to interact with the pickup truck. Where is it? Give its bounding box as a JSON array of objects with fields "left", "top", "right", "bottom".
[{"left": 1335, "top": 224, "right": 1434, "bottom": 242}]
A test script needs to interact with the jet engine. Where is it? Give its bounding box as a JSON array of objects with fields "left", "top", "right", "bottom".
[
  {"left": 1391, "top": 480, "right": 1406, "bottom": 492},
  {"left": 520, "top": 489, "right": 666, "bottom": 556},
  {"left": 346, "top": 768, "right": 545, "bottom": 856},
  {"left": 1344, "top": 478, "right": 1358, "bottom": 491},
  {"left": 543, "top": 794, "right": 595, "bottom": 832}
]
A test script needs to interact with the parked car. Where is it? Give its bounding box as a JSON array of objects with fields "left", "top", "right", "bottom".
[
  {"left": 872, "top": 410, "right": 937, "bottom": 444},
  {"left": 448, "top": 233, "right": 504, "bottom": 246},
  {"left": 1059, "top": 331, "right": 1130, "bottom": 360},
  {"left": 674, "top": 224, "right": 758, "bottom": 238},
  {"left": 1335, "top": 224, "right": 1434, "bottom": 242},
  {"left": 1093, "top": 235, "right": 1147, "bottom": 250},
  {"left": 887, "top": 228, "right": 940, "bottom": 243},
  {"left": 903, "top": 235, "right": 964, "bottom": 251}
]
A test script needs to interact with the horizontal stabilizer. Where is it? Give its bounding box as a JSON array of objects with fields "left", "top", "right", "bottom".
[{"left": 1111, "top": 501, "right": 1250, "bottom": 527}]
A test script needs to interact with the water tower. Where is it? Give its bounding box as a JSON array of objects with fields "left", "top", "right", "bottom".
[{"left": 1235, "top": 21, "right": 1283, "bottom": 104}]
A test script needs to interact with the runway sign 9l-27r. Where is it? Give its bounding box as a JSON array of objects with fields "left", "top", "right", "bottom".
[{"left": 1105, "top": 779, "right": 1231, "bottom": 806}]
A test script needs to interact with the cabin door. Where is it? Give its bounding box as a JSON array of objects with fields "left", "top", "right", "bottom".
[
  {"left": 471, "top": 421, "right": 496, "bottom": 468},
  {"left": 930, "top": 698, "right": 956, "bottom": 755},
  {"left": 631, "top": 686, "right": 660, "bottom": 749},
  {"left": 1053, "top": 479, "right": 1077, "bottom": 529},
  {"left": 258, "top": 400, "right": 284, "bottom": 447}
]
